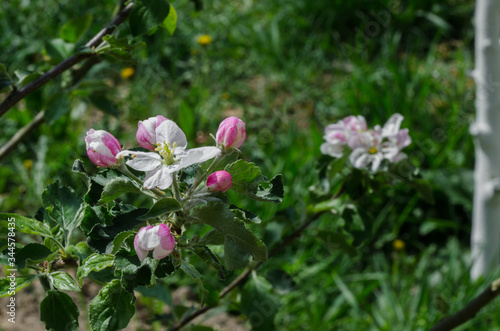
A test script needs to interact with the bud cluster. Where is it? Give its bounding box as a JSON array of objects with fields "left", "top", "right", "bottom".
[{"left": 85, "top": 116, "right": 247, "bottom": 262}]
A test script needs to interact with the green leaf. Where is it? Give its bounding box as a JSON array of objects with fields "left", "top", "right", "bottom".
[
  {"left": 77, "top": 253, "right": 114, "bottom": 286},
  {"left": 48, "top": 272, "right": 80, "bottom": 291},
  {"left": 129, "top": 0, "right": 171, "bottom": 37},
  {"left": 241, "top": 272, "right": 280, "bottom": 330},
  {"left": 192, "top": 203, "right": 268, "bottom": 270},
  {"left": 0, "top": 213, "right": 52, "bottom": 237},
  {"left": 192, "top": 246, "right": 227, "bottom": 280},
  {"left": 136, "top": 283, "right": 172, "bottom": 305},
  {"left": 154, "top": 256, "right": 176, "bottom": 278},
  {"left": 15, "top": 70, "right": 42, "bottom": 89},
  {"left": 180, "top": 260, "right": 208, "bottom": 306},
  {"left": 0, "top": 275, "right": 37, "bottom": 297},
  {"left": 89, "top": 280, "right": 135, "bottom": 331},
  {"left": 86, "top": 208, "right": 147, "bottom": 254},
  {"left": 225, "top": 159, "right": 265, "bottom": 193},
  {"left": 109, "top": 231, "right": 135, "bottom": 254},
  {"left": 225, "top": 160, "right": 283, "bottom": 203},
  {"left": 162, "top": 4, "right": 177, "bottom": 35},
  {"left": 96, "top": 35, "right": 145, "bottom": 60},
  {"left": 197, "top": 229, "right": 225, "bottom": 246},
  {"left": 72, "top": 159, "right": 90, "bottom": 188},
  {"left": 137, "top": 198, "right": 182, "bottom": 220},
  {"left": 45, "top": 38, "right": 75, "bottom": 61},
  {"left": 42, "top": 182, "right": 82, "bottom": 235},
  {"left": 60, "top": 13, "right": 93, "bottom": 43},
  {"left": 114, "top": 251, "right": 163, "bottom": 289},
  {"left": 16, "top": 243, "right": 53, "bottom": 269},
  {"left": 40, "top": 290, "right": 79, "bottom": 331},
  {"left": 231, "top": 206, "right": 262, "bottom": 224},
  {"left": 0, "top": 63, "right": 13, "bottom": 93},
  {"left": 98, "top": 178, "right": 140, "bottom": 205},
  {"left": 255, "top": 174, "right": 284, "bottom": 203}
]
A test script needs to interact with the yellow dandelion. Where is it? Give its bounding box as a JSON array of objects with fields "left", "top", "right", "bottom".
[
  {"left": 393, "top": 239, "right": 405, "bottom": 251},
  {"left": 23, "top": 159, "right": 33, "bottom": 170},
  {"left": 197, "top": 35, "right": 212, "bottom": 46},
  {"left": 121, "top": 67, "right": 135, "bottom": 79}
]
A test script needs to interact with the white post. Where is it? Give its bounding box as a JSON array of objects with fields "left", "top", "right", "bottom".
[{"left": 471, "top": 0, "right": 500, "bottom": 280}]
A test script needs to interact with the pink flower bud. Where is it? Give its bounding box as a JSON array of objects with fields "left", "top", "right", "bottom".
[
  {"left": 85, "top": 129, "right": 122, "bottom": 167},
  {"left": 207, "top": 170, "right": 233, "bottom": 192},
  {"left": 136, "top": 115, "right": 168, "bottom": 151},
  {"left": 216, "top": 117, "right": 246, "bottom": 149},
  {"left": 134, "top": 224, "right": 176, "bottom": 262}
]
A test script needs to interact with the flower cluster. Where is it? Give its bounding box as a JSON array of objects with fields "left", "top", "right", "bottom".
[
  {"left": 320, "top": 113, "right": 411, "bottom": 171},
  {"left": 84, "top": 116, "right": 246, "bottom": 262}
]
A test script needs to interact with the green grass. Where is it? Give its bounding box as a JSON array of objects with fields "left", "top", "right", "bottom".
[{"left": 2, "top": 0, "right": 499, "bottom": 330}]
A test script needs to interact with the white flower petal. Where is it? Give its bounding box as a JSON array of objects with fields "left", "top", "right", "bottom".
[
  {"left": 371, "top": 154, "right": 384, "bottom": 172},
  {"left": 349, "top": 148, "right": 370, "bottom": 169},
  {"left": 156, "top": 120, "right": 187, "bottom": 148},
  {"left": 152, "top": 245, "right": 174, "bottom": 259},
  {"left": 177, "top": 147, "right": 221, "bottom": 169},
  {"left": 137, "top": 226, "right": 161, "bottom": 250},
  {"left": 117, "top": 151, "right": 162, "bottom": 171},
  {"left": 382, "top": 114, "right": 404, "bottom": 138},
  {"left": 144, "top": 166, "right": 173, "bottom": 190},
  {"left": 320, "top": 142, "right": 343, "bottom": 157}
]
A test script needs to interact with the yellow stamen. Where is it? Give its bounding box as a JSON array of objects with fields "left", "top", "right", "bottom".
[{"left": 369, "top": 147, "right": 378, "bottom": 154}]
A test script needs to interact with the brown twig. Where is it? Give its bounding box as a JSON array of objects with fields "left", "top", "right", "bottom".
[
  {"left": 167, "top": 210, "right": 329, "bottom": 331},
  {"left": 0, "top": 2, "right": 134, "bottom": 118},
  {"left": 0, "top": 111, "right": 45, "bottom": 161},
  {"left": 428, "top": 277, "right": 500, "bottom": 331}
]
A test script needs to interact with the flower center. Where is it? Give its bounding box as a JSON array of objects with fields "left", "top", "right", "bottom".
[
  {"left": 368, "top": 147, "right": 378, "bottom": 154},
  {"left": 155, "top": 141, "right": 177, "bottom": 165}
]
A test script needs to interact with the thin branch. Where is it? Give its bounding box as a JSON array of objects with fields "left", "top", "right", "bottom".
[
  {"left": 0, "top": 111, "right": 45, "bottom": 161},
  {"left": 167, "top": 210, "right": 329, "bottom": 331},
  {"left": 0, "top": 2, "right": 134, "bottom": 118},
  {"left": 428, "top": 277, "right": 500, "bottom": 331}
]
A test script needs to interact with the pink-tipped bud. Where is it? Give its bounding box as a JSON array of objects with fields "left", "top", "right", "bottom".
[
  {"left": 134, "top": 224, "right": 176, "bottom": 262},
  {"left": 216, "top": 117, "right": 246, "bottom": 149},
  {"left": 207, "top": 170, "right": 233, "bottom": 192},
  {"left": 136, "top": 115, "right": 168, "bottom": 150},
  {"left": 85, "top": 129, "right": 122, "bottom": 167}
]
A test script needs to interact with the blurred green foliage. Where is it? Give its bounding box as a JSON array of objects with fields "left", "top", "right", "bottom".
[{"left": 2, "top": 0, "right": 496, "bottom": 330}]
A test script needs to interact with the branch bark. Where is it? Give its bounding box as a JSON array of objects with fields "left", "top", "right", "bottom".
[
  {"left": 428, "top": 278, "right": 500, "bottom": 331},
  {"left": 470, "top": 0, "right": 500, "bottom": 279},
  {"left": 0, "top": 111, "right": 45, "bottom": 161},
  {"left": 0, "top": 2, "right": 134, "bottom": 118}
]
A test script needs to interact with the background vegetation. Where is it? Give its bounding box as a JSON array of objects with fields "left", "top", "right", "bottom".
[{"left": 2, "top": 0, "right": 499, "bottom": 330}]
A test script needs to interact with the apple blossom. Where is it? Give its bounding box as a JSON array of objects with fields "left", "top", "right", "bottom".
[
  {"left": 136, "top": 115, "right": 168, "bottom": 151},
  {"left": 320, "top": 115, "right": 367, "bottom": 158},
  {"left": 321, "top": 113, "right": 411, "bottom": 171},
  {"left": 134, "top": 224, "right": 175, "bottom": 262},
  {"left": 216, "top": 116, "right": 246, "bottom": 149},
  {"left": 117, "top": 119, "right": 221, "bottom": 190},
  {"left": 85, "top": 129, "right": 122, "bottom": 167},
  {"left": 207, "top": 171, "right": 233, "bottom": 192}
]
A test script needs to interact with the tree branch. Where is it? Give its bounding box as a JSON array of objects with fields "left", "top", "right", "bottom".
[
  {"left": 0, "top": 111, "right": 45, "bottom": 161},
  {"left": 428, "top": 277, "right": 500, "bottom": 331},
  {"left": 167, "top": 210, "right": 329, "bottom": 331},
  {"left": 0, "top": 2, "right": 134, "bottom": 118}
]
